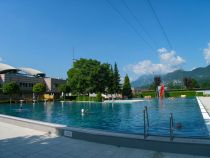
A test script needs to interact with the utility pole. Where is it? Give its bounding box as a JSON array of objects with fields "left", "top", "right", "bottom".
[
  {"left": 72, "top": 47, "right": 76, "bottom": 66},
  {"left": 73, "top": 47, "right": 75, "bottom": 63}
]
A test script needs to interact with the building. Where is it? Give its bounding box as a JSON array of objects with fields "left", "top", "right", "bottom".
[{"left": 0, "top": 63, "right": 66, "bottom": 94}]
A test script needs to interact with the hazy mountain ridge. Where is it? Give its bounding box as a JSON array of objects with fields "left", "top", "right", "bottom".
[{"left": 131, "top": 65, "right": 210, "bottom": 88}]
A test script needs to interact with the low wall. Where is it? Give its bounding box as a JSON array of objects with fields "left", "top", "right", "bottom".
[
  {"left": 0, "top": 114, "right": 210, "bottom": 156},
  {"left": 64, "top": 127, "right": 210, "bottom": 156}
]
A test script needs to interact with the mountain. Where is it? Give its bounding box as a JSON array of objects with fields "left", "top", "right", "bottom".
[
  {"left": 131, "top": 74, "right": 154, "bottom": 88},
  {"left": 131, "top": 65, "right": 210, "bottom": 88}
]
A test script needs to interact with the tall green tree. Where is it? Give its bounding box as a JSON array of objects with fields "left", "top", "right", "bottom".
[
  {"left": 32, "top": 83, "right": 46, "bottom": 100},
  {"left": 3, "top": 82, "right": 20, "bottom": 104},
  {"left": 67, "top": 58, "right": 115, "bottom": 95},
  {"left": 94, "top": 63, "right": 112, "bottom": 93},
  {"left": 113, "top": 62, "right": 121, "bottom": 94},
  {"left": 67, "top": 58, "right": 101, "bottom": 94},
  {"left": 122, "top": 74, "right": 132, "bottom": 98},
  {"left": 107, "top": 66, "right": 114, "bottom": 94}
]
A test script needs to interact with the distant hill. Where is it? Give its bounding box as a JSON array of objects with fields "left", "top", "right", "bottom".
[
  {"left": 131, "top": 65, "right": 210, "bottom": 88},
  {"left": 131, "top": 74, "right": 153, "bottom": 88}
]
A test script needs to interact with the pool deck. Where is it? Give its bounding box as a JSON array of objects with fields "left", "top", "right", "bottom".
[
  {"left": 197, "top": 97, "right": 210, "bottom": 135},
  {"left": 0, "top": 121, "right": 208, "bottom": 158},
  {"left": 197, "top": 97, "right": 210, "bottom": 115}
]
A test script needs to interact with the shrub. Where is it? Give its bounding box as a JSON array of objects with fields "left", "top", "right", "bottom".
[
  {"left": 76, "top": 94, "right": 102, "bottom": 102},
  {"left": 96, "top": 93, "right": 102, "bottom": 102}
]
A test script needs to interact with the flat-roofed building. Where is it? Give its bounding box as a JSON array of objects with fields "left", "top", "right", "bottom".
[{"left": 0, "top": 63, "right": 66, "bottom": 93}]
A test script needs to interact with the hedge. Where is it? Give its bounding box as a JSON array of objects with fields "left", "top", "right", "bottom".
[
  {"left": 136, "top": 91, "right": 156, "bottom": 98},
  {"left": 76, "top": 94, "right": 102, "bottom": 102},
  {"left": 137, "top": 90, "right": 203, "bottom": 98}
]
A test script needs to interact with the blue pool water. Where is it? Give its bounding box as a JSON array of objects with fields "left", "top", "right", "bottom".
[{"left": 0, "top": 98, "right": 209, "bottom": 138}]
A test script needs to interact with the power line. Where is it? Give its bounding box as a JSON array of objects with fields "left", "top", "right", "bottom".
[
  {"left": 147, "top": 0, "right": 173, "bottom": 50},
  {"left": 121, "top": 0, "right": 158, "bottom": 48},
  {"left": 105, "top": 0, "right": 155, "bottom": 50}
]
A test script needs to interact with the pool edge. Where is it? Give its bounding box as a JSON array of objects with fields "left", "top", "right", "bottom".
[{"left": 196, "top": 97, "right": 210, "bottom": 135}]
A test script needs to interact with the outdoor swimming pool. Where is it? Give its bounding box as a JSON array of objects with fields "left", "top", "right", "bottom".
[{"left": 0, "top": 98, "right": 209, "bottom": 138}]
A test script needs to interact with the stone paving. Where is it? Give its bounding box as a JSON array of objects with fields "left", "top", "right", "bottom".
[
  {"left": 198, "top": 97, "right": 210, "bottom": 115},
  {"left": 0, "top": 122, "right": 209, "bottom": 158}
]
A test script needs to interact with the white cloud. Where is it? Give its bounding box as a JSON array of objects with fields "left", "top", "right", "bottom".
[
  {"left": 124, "top": 48, "right": 185, "bottom": 77},
  {"left": 158, "top": 48, "right": 185, "bottom": 66},
  {"left": 204, "top": 42, "right": 210, "bottom": 64}
]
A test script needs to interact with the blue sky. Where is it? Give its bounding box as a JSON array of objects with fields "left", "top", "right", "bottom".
[{"left": 0, "top": 0, "right": 210, "bottom": 80}]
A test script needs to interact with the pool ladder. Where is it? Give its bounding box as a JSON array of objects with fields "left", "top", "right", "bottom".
[
  {"left": 169, "top": 113, "right": 174, "bottom": 141},
  {"left": 143, "top": 107, "right": 174, "bottom": 141},
  {"left": 143, "top": 106, "right": 149, "bottom": 139}
]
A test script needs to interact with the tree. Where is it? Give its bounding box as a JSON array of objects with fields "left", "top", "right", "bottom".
[
  {"left": 32, "top": 83, "right": 46, "bottom": 100},
  {"left": 183, "top": 77, "right": 200, "bottom": 89},
  {"left": 167, "top": 82, "right": 182, "bottom": 90},
  {"left": 200, "top": 81, "right": 210, "bottom": 89},
  {"left": 0, "top": 84, "right": 2, "bottom": 94},
  {"left": 67, "top": 58, "right": 118, "bottom": 95},
  {"left": 113, "top": 62, "right": 121, "bottom": 94},
  {"left": 154, "top": 76, "right": 161, "bottom": 89},
  {"left": 183, "top": 77, "right": 189, "bottom": 89},
  {"left": 93, "top": 63, "right": 112, "bottom": 93},
  {"left": 3, "top": 82, "right": 20, "bottom": 104},
  {"left": 122, "top": 74, "right": 132, "bottom": 98},
  {"left": 58, "top": 84, "right": 70, "bottom": 93},
  {"left": 107, "top": 66, "right": 114, "bottom": 94},
  {"left": 191, "top": 79, "right": 200, "bottom": 89},
  {"left": 58, "top": 84, "right": 71, "bottom": 100},
  {"left": 67, "top": 58, "right": 101, "bottom": 95}
]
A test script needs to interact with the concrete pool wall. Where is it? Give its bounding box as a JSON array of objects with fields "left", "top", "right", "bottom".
[{"left": 0, "top": 114, "right": 210, "bottom": 156}]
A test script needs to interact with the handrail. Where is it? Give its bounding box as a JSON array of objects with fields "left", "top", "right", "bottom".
[
  {"left": 169, "top": 113, "right": 174, "bottom": 141},
  {"left": 143, "top": 106, "right": 149, "bottom": 139},
  {"left": 143, "top": 107, "right": 175, "bottom": 141},
  {"left": 145, "top": 106, "right": 149, "bottom": 127},
  {"left": 143, "top": 109, "right": 146, "bottom": 139}
]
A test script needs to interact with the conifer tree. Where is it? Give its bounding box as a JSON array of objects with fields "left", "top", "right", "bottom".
[
  {"left": 122, "top": 74, "right": 132, "bottom": 98},
  {"left": 113, "top": 62, "right": 121, "bottom": 94}
]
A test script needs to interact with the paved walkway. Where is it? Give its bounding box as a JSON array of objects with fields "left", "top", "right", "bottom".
[
  {"left": 198, "top": 97, "right": 210, "bottom": 116},
  {"left": 0, "top": 122, "right": 209, "bottom": 158}
]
